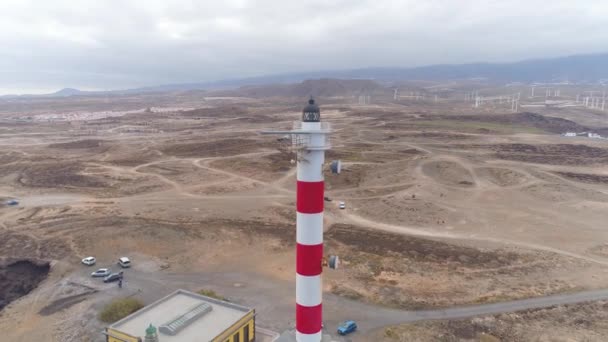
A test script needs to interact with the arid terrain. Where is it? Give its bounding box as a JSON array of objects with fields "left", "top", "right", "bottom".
[
  {"left": 1, "top": 81, "right": 608, "bottom": 341},
  {"left": 375, "top": 300, "right": 608, "bottom": 341}
]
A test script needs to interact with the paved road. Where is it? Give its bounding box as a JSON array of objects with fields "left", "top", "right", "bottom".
[
  {"left": 324, "top": 288, "right": 608, "bottom": 333},
  {"left": 76, "top": 266, "right": 608, "bottom": 340}
]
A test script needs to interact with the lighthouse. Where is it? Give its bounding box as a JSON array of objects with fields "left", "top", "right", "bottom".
[
  {"left": 262, "top": 97, "right": 337, "bottom": 342},
  {"left": 296, "top": 98, "right": 326, "bottom": 341}
]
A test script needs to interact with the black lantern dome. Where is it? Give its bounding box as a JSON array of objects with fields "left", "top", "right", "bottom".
[{"left": 302, "top": 97, "right": 320, "bottom": 122}]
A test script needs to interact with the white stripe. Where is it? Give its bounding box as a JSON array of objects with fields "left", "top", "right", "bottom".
[
  {"left": 309, "top": 132, "right": 326, "bottom": 150},
  {"left": 296, "top": 330, "right": 322, "bottom": 342},
  {"left": 296, "top": 274, "right": 322, "bottom": 307},
  {"left": 297, "top": 150, "right": 324, "bottom": 182},
  {"left": 301, "top": 122, "right": 321, "bottom": 130},
  {"left": 297, "top": 212, "right": 324, "bottom": 245}
]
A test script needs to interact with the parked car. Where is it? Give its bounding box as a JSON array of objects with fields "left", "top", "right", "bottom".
[
  {"left": 91, "top": 268, "right": 111, "bottom": 278},
  {"left": 324, "top": 196, "right": 332, "bottom": 202},
  {"left": 118, "top": 257, "right": 131, "bottom": 268},
  {"left": 337, "top": 320, "right": 357, "bottom": 336},
  {"left": 103, "top": 272, "right": 122, "bottom": 283},
  {"left": 6, "top": 199, "right": 19, "bottom": 206},
  {"left": 338, "top": 201, "right": 346, "bottom": 209},
  {"left": 81, "top": 256, "right": 96, "bottom": 266}
]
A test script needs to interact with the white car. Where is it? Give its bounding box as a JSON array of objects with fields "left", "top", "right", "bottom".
[
  {"left": 118, "top": 257, "right": 131, "bottom": 268},
  {"left": 339, "top": 201, "right": 346, "bottom": 209},
  {"left": 81, "top": 256, "right": 96, "bottom": 266},
  {"left": 91, "top": 268, "right": 111, "bottom": 277}
]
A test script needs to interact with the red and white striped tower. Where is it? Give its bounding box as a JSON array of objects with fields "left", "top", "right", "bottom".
[
  {"left": 262, "top": 97, "right": 338, "bottom": 342},
  {"left": 296, "top": 97, "right": 326, "bottom": 342}
]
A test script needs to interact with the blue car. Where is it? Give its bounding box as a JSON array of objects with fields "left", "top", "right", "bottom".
[{"left": 337, "top": 320, "right": 357, "bottom": 336}]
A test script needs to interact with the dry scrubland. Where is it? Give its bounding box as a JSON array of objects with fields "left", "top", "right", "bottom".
[
  {"left": 0, "top": 89, "right": 607, "bottom": 341},
  {"left": 378, "top": 301, "right": 608, "bottom": 341}
]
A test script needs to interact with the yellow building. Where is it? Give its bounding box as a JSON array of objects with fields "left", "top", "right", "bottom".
[{"left": 104, "top": 289, "right": 255, "bottom": 342}]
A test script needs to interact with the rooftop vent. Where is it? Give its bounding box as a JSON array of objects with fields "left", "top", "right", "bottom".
[{"left": 159, "top": 302, "right": 212, "bottom": 336}]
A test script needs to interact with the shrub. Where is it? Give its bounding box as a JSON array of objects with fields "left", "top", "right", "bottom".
[
  {"left": 198, "top": 289, "right": 226, "bottom": 301},
  {"left": 99, "top": 298, "right": 144, "bottom": 323}
]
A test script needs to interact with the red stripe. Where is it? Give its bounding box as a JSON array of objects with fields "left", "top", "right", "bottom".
[
  {"left": 297, "top": 243, "right": 323, "bottom": 276},
  {"left": 297, "top": 181, "right": 324, "bottom": 214},
  {"left": 296, "top": 303, "right": 322, "bottom": 334}
]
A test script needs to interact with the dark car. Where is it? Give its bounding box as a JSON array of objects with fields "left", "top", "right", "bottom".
[
  {"left": 337, "top": 320, "right": 357, "bottom": 336},
  {"left": 103, "top": 272, "right": 122, "bottom": 283}
]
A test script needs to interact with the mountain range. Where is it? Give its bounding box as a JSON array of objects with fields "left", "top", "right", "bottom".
[{"left": 3, "top": 52, "right": 607, "bottom": 98}]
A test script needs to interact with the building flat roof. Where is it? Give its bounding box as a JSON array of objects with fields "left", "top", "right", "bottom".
[{"left": 109, "top": 289, "right": 252, "bottom": 342}]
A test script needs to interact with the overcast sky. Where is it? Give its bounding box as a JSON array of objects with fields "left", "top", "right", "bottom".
[{"left": 1, "top": 0, "right": 607, "bottom": 94}]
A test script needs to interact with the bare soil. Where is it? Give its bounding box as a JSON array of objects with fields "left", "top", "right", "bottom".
[
  {"left": 18, "top": 162, "right": 107, "bottom": 189},
  {"left": 209, "top": 152, "right": 293, "bottom": 182},
  {"left": 161, "top": 138, "right": 270, "bottom": 158},
  {"left": 378, "top": 301, "right": 608, "bottom": 342},
  {"left": 428, "top": 112, "right": 588, "bottom": 133},
  {"left": 554, "top": 171, "right": 608, "bottom": 184},
  {"left": 492, "top": 144, "right": 608, "bottom": 165},
  {"left": 475, "top": 167, "right": 528, "bottom": 187},
  {"left": 326, "top": 225, "right": 587, "bottom": 310},
  {"left": 48, "top": 139, "right": 107, "bottom": 149},
  {"left": 422, "top": 160, "right": 475, "bottom": 187},
  {"left": 38, "top": 284, "right": 97, "bottom": 316},
  {"left": 522, "top": 183, "right": 608, "bottom": 203}
]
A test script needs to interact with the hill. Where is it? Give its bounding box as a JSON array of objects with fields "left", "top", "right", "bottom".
[
  {"left": 216, "top": 79, "right": 387, "bottom": 98},
  {"left": 137, "top": 52, "right": 608, "bottom": 92},
  {"left": 3, "top": 52, "right": 607, "bottom": 97},
  {"left": 52, "top": 88, "right": 83, "bottom": 97}
]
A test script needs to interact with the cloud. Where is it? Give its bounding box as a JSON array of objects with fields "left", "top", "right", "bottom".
[{"left": 0, "top": 0, "right": 607, "bottom": 93}]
